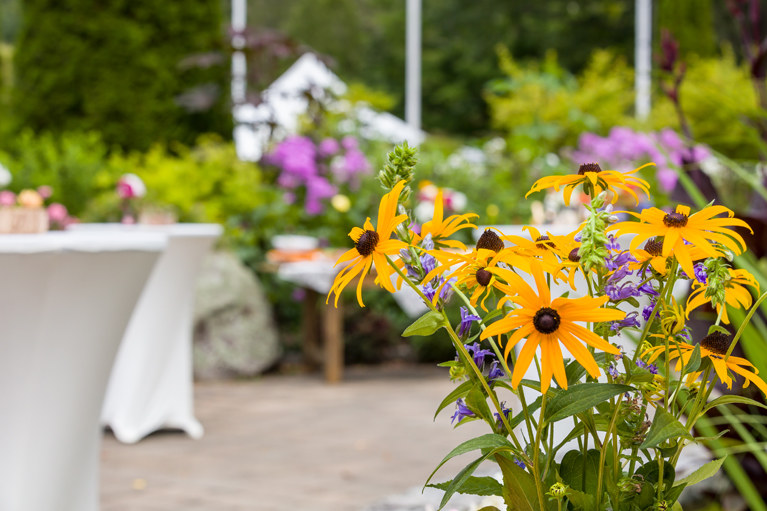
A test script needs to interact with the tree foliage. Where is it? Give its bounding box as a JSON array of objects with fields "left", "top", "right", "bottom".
[{"left": 12, "top": 0, "right": 231, "bottom": 151}]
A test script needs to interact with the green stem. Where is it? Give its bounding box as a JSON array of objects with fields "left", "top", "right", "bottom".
[
  {"left": 533, "top": 394, "right": 548, "bottom": 511},
  {"left": 596, "top": 394, "right": 625, "bottom": 509}
]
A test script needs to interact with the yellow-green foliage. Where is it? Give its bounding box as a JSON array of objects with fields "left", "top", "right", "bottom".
[
  {"left": 87, "top": 136, "right": 266, "bottom": 224},
  {"left": 486, "top": 47, "right": 636, "bottom": 152},
  {"left": 650, "top": 47, "right": 763, "bottom": 159}
]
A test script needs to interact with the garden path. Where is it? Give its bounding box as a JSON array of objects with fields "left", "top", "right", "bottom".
[{"left": 100, "top": 363, "right": 489, "bottom": 511}]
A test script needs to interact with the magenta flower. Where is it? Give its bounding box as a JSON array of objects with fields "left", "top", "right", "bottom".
[
  {"left": 318, "top": 138, "right": 340, "bottom": 157},
  {"left": 47, "top": 203, "right": 68, "bottom": 223},
  {"left": 0, "top": 190, "right": 16, "bottom": 206}
]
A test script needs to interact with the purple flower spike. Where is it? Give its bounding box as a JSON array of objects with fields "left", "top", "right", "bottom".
[
  {"left": 458, "top": 307, "right": 481, "bottom": 337},
  {"left": 451, "top": 398, "right": 475, "bottom": 424},
  {"left": 440, "top": 277, "right": 457, "bottom": 302},
  {"left": 610, "top": 312, "right": 640, "bottom": 332},
  {"left": 466, "top": 341, "right": 494, "bottom": 367},
  {"left": 693, "top": 262, "right": 708, "bottom": 284},
  {"left": 488, "top": 360, "right": 505, "bottom": 380}
]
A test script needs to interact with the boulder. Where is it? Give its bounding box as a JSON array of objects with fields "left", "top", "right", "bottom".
[{"left": 193, "top": 250, "right": 280, "bottom": 379}]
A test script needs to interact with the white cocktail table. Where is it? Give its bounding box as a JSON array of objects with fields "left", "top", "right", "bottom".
[
  {"left": 69, "top": 223, "right": 222, "bottom": 443},
  {"left": 0, "top": 230, "right": 166, "bottom": 511}
]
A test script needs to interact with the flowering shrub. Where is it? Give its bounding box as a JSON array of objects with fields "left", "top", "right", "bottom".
[
  {"left": 568, "top": 127, "right": 711, "bottom": 194},
  {"left": 262, "top": 134, "right": 370, "bottom": 216},
  {"left": 327, "top": 144, "right": 767, "bottom": 510}
]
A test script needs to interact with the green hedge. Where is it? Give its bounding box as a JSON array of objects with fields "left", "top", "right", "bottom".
[{"left": 12, "top": 0, "right": 231, "bottom": 151}]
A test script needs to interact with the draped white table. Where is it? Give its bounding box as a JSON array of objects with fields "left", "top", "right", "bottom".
[
  {"left": 69, "top": 223, "right": 222, "bottom": 443},
  {"left": 0, "top": 230, "right": 166, "bottom": 511}
]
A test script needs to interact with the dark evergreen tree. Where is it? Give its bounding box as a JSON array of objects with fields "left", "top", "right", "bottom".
[{"left": 13, "top": 0, "right": 231, "bottom": 151}]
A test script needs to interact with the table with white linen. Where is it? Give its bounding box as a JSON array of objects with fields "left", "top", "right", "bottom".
[
  {"left": 0, "top": 230, "right": 166, "bottom": 511},
  {"left": 69, "top": 223, "right": 222, "bottom": 443}
]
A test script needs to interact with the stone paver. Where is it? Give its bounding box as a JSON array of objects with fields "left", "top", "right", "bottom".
[{"left": 100, "top": 364, "right": 488, "bottom": 511}]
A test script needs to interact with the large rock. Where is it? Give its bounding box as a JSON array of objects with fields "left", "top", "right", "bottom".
[{"left": 193, "top": 250, "right": 280, "bottom": 380}]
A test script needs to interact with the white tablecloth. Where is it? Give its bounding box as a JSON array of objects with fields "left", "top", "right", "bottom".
[
  {"left": 0, "top": 230, "right": 166, "bottom": 511},
  {"left": 69, "top": 223, "right": 222, "bottom": 443}
]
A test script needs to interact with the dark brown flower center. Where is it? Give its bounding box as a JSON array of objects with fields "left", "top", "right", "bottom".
[
  {"left": 644, "top": 238, "right": 664, "bottom": 257},
  {"left": 663, "top": 212, "right": 688, "bottom": 228},
  {"left": 700, "top": 331, "right": 731, "bottom": 356},
  {"left": 568, "top": 247, "right": 581, "bottom": 262},
  {"left": 533, "top": 307, "right": 561, "bottom": 334},
  {"left": 355, "top": 230, "right": 379, "bottom": 256},
  {"left": 535, "top": 235, "right": 555, "bottom": 249},
  {"left": 476, "top": 229, "right": 505, "bottom": 252},
  {"left": 475, "top": 268, "right": 492, "bottom": 287},
  {"left": 578, "top": 162, "right": 602, "bottom": 175}
]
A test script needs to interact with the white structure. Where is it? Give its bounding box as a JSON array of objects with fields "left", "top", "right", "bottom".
[
  {"left": 232, "top": 53, "right": 425, "bottom": 161},
  {"left": 635, "top": 0, "right": 652, "bottom": 119}
]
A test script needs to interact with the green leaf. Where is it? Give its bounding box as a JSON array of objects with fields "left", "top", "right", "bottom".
[
  {"left": 428, "top": 476, "right": 503, "bottom": 497},
  {"left": 665, "top": 482, "right": 686, "bottom": 504},
  {"left": 425, "top": 434, "right": 516, "bottom": 486},
  {"left": 565, "top": 358, "right": 588, "bottom": 385},
  {"left": 465, "top": 386, "right": 494, "bottom": 424},
  {"left": 640, "top": 407, "right": 693, "bottom": 450},
  {"left": 496, "top": 454, "right": 540, "bottom": 511},
  {"left": 565, "top": 489, "right": 596, "bottom": 510},
  {"left": 672, "top": 501, "right": 683, "bottom": 511},
  {"left": 673, "top": 457, "right": 726, "bottom": 488},
  {"left": 683, "top": 344, "right": 701, "bottom": 374},
  {"left": 559, "top": 449, "right": 602, "bottom": 495},
  {"left": 436, "top": 452, "right": 498, "bottom": 510},
  {"left": 476, "top": 507, "right": 502, "bottom": 511},
  {"left": 703, "top": 395, "right": 767, "bottom": 414},
  {"left": 510, "top": 396, "right": 541, "bottom": 430},
  {"left": 637, "top": 459, "right": 675, "bottom": 488},
  {"left": 434, "top": 380, "right": 474, "bottom": 420},
  {"left": 402, "top": 310, "right": 444, "bottom": 337},
  {"left": 544, "top": 383, "right": 633, "bottom": 424},
  {"left": 707, "top": 324, "right": 730, "bottom": 337}
]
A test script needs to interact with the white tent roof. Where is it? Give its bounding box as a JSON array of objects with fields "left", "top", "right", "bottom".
[{"left": 233, "top": 53, "right": 425, "bottom": 161}]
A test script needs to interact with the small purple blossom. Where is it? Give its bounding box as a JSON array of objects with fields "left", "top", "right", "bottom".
[
  {"left": 422, "top": 280, "right": 438, "bottom": 301},
  {"left": 606, "top": 253, "right": 636, "bottom": 272},
  {"left": 514, "top": 458, "right": 525, "bottom": 469},
  {"left": 466, "top": 341, "right": 494, "bottom": 367},
  {"left": 636, "top": 359, "right": 658, "bottom": 374},
  {"left": 606, "top": 235, "right": 621, "bottom": 251},
  {"left": 642, "top": 299, "right": 657, "bottom": 321},
  {"left": 610, "top": 312, "right": 640, "bottom": 332},
  {"left": 607, "top": 364, "right": 619, "bottom": 378},
  {"left": 488, "top": 360, "right": 505, "bottom": 380},
  {"left": 440, "top": 277, "right": 457, "bottom": 302},
  {"left": 458, "top": 307, "right": 481, "bottom": 337},
  {"left": 420, "top": 253, "right": 437, "bottom": 275},
  {"left": 606, "top": 281, "right": 641, "bottom": 302},
  {"left": 421, "top": 233, "right": 435, "bottom": 251},
  {"left": 451, "top": 398, "right": 475, "bottom": 424},
  {"left": 493, "top": 401, "right": 512, "bottom": 429},
  {"left": 693, "top": 263, "right": 708, "bottom": 284},
  {"left": 637, "top": 281, "right": 659, "bottom": 297}
]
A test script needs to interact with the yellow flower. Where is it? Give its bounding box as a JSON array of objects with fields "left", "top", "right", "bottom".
[
  {"left": 414, "top": 188, "right": 478, "bottom": 250},
  {"left": 424, "top": 247, "right": 528, "bottom": 311},
  {"left": 643, "top": 332, "right": 767, "bottom": 396},
  {"left": 609, "top": 204, "right": 752, "bottom": 279},
  {"left": 502, "top": 226, "right": 569, "bottom": 269},
  {"left": 480, "top": 261, "right": 624, "bottom": 393},
  {"left": 526, "top": 162, "right": 652, "bottom": 206},
  {"left": 629, "top": 237, "right": 708, "bottom": 276},
  {"left": 327, "top": 180, "right": 409, "bottom": 307},
  {"left": 686, "top": 268, "right": 759, "bottom": 324}
]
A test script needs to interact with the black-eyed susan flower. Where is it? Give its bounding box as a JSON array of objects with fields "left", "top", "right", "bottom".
[
  {"left": 414, "top": 188, "right": 478, "bottom": 250},
  {"left": 643, "top": 331, "right": 767, "bottom": 396},
  {"left": 526, "top": 162, "right": 653, "bottom": 206},
  {"left": 327, "top": 180, "right": 409, "bottom": 307},
  {"left": 686, "top": 267, "right": 759, "bottom": 324},
  {"left": 609, "top": 204, "right": 752, "bottom": 279},
  {"left": 480, "top": 261, "right": 625, "bottom": 393},
  {"left": 424, "top": 247, "right": 529, "bottom": 311},
  {"left": 502, "top": 226, "right": 569, "bottom": 269}
]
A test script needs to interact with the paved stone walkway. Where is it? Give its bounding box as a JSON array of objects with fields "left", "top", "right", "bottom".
[{"left": 100, "top": 364, "right": 488, "bottom": 511}]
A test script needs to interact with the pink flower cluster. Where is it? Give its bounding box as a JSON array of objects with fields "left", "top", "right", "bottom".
[
  {"left": 0, "top": 186, "right": 76, "bottom": 229},
  {"left": 263, "top": 135, "right": 370, "bottom": 216},
  {"left": 569, "top": 127, "right": 710, "bottom": 193}
]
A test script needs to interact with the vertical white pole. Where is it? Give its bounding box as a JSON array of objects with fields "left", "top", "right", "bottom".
[
  {"left": 231, "top": 0, "right": 247, "bottom": 105},
  {"left": 406, "top": 0, "right": 422, "bottom": 132},
  {"left": 635, "top": 0, "right": 652, "bottom": 120}
]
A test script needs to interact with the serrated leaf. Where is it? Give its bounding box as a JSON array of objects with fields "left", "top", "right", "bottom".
[
  {"left": 425, "top": 434, "right": 515, "bottom": 487},
  {"left": 402, "top": 310, "right": 444, "bottom": 337},
  {"left": 673, "top": 457, "right": 726, "bottom": 488},
  {"left": 703, "top": 395, "right": 767, "bottom": 414},
  {"left": 434, "top": 380, "right": 474, "bottom": 420},
  {"left": 640, "top": 407, "right": 693, "bottom": 450},
  {"left": 544, "top": 383, "right": 633, "bottom": 424},
  {"left": 496, "top": 454, "right": 539, "bottom": 511},
  {"left": 428, "top": 476, "right": 503, "bottom": 497},
  {"left": 683, "top": 344, "right": 701, "bottom": 374}
]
